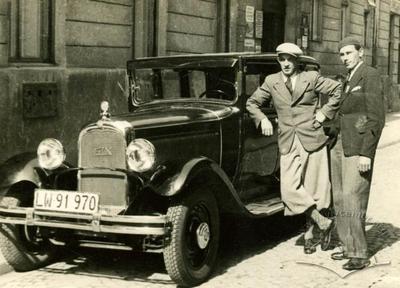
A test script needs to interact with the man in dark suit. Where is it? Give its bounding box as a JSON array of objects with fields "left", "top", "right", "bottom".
[
  {"left": 330, "top": 36, "right": 385, "bottom": 270},
  {"left": 246, "top": 43, "right": 341, "bottom": 253}
]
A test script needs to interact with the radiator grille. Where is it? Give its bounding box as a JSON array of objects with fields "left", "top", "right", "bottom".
[
  {"left": 79, "top": 127, "right": 126, "bottom": 169},
  {"left": 78, "top": 127, "right": 127, "bottom": 210}
]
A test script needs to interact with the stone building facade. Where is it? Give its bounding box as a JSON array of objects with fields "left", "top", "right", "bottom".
[{"left": 0, "top": 0, "right": 399, "bottom": 163}]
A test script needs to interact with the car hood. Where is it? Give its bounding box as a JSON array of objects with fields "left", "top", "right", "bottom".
[{"left": 107, "top": 102, "right": 239, "bottom": 131}]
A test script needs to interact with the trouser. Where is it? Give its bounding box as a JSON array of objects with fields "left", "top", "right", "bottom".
[
  {"left": 330, "top": 133, "right": 372, "bottom": 258},
  {"left": 280, "top": 134, "right": 331, "bottom": 216}
]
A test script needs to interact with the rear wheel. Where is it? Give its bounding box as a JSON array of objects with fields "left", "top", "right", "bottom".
[
  {"left": 0, "top": 195, "right": 57, "bottom": 271},
  {"left": 164, "top": 190, "right": 220, "bottom": 287}
]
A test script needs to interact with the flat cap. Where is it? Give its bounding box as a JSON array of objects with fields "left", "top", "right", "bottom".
[
  {"left": 338, "top": 36, "right": 362, "bottom": 50},
  {"left": 276, "top": 43, "right": 303, "bottom": 58}
]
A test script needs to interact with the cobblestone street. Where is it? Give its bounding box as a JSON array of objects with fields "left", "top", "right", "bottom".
[{"left": 0, "top": 113, "right": 399, "bottom": 288}]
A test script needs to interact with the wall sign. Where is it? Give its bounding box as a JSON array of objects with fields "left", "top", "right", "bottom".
[
  {"left": 22, "top": 82, "right": 58, "bottom": 119},
  {"left": 255, "top": 10, "right": 263, "bottom": 39},
  {"left": 245, "top": 5, "right": 255, "bottom": 38}
]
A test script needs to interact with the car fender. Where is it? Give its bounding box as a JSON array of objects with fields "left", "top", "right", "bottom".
[
  {"left": 153, "top": 157, "right": 250, "bottom": 215},
  {"left": 0, "top": 152, "right": 40, "bottom": 196}
]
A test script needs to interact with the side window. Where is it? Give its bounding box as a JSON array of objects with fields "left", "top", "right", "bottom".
[
  {"left": 161, "top": 70, "right": 180, "bottom": 99},
  {"left": 204, "top": 68, "right": 236, "bottom": 101},
  {"left": 9, "top": 0, "right": 53, "bottom": 63},
  {"left": 245, "top": 63, "right": 279, "bottom": 108},
  {"left": 134, "top": 69, "right": 155, "bottom": 103}
]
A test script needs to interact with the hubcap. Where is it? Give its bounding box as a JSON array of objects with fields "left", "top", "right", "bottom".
[{"left": 196, "top": 222, "right": 210, "bottom": 249}]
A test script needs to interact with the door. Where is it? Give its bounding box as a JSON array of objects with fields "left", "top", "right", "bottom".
[{"left": 262, "top": 0, "right": 286, "bottom": 52}]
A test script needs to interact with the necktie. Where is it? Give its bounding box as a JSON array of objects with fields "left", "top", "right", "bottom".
[
  {"left": 343, "top": 72, "right": 350, "bottom": 93},
  {"left": 285, "top": 77, "right": 293, "bottom": 95}
]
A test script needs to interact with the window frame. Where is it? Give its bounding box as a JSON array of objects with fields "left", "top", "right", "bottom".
[
  {"left": 340, "top": 0, "right": 350, "bottom": 39},
  {"left": 311, "top": 0, "right": 323, "bottom": 42},
  {"left": 8, "top": 0, "right": 54, "bottom": 63}
]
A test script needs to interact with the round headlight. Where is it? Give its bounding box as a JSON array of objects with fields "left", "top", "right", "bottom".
[
  {"left": 37, "top": 138, "right": 66, "bottom": 170},
  {"left": 126, "top": 139, "right": 156, "bottom": 172}
]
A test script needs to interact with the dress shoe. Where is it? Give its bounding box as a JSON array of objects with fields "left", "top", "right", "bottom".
[
  {"left": 331, "top": 251, "right": 348, "bottom": 260},
  {"left": 304, "top": 239, "right": 317, "bottom": 254},
  {"left": 342, "top": 258, "right": 370, "bottom": 270}
]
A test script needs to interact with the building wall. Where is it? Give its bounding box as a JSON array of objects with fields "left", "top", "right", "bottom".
[
  {"left": 65, "top": 0, "right": 133, "bottom": 67},
  {"left": 0, "top": 0, "right": 132, "bottom": 164},
  {"left": 0, "top": 1, "right": 7, "bottom": 66},
  {"left": 166, "top": 0, "right": 218, "bottom": 54},
  {"left": 299, "top": 0, "right": 400, "bottom": 78},
  {"left": 228, "top": 0, "right": 400, "bottom": 80}
]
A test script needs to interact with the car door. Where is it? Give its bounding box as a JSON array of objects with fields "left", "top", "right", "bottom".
[{"left": 237, "top": 64, "right": 280, "bottom": 202}]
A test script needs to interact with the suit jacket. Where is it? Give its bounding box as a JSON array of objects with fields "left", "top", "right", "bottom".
[
  {"left": 336, "top": 63, "right": 385, "bottom": 159},
  {"left": 246, "top": 70, "right": 341, "bottom": 155}
]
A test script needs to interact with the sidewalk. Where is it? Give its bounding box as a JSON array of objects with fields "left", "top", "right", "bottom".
[
  {"left": 377, "top": 112, "right": 400, "bottom": 149},
  {"left": 0, "top": 252, "right": 11, "bottom": 275}
]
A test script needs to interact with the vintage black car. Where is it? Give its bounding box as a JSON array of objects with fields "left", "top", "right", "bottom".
[{"left": 0, "top": 53, "right": 319, "bottom": 287}]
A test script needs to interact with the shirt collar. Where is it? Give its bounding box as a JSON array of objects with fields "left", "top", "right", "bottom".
[
  {"left": 281, "top": 71, "right": 298, "bottom": 81},
  {"left": 281, "top": 71, "right": 298, "bottom": 88}
]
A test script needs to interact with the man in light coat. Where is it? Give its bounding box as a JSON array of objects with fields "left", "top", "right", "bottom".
[
  {"left": 330, "top": 36, "right": 385, "bottom": 270},
  {"left": 246, "top": 43, "right": 341, "bottom": 253}
]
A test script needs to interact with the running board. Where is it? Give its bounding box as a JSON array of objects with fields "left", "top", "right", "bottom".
[{"left": 245, "top": 196, "right": 284, "bottom": 215}]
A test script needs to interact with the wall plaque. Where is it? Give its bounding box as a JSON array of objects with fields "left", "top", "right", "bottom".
[{"left": 22, "top": 82, "right": 58, "bottom": 119}]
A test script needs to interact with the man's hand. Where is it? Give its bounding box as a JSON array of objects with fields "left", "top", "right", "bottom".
[
  {"left": 358, "top": 156, "right": 371, "bottom": 173},
  {"left": 260, "top": 118, "right": 273, "bottom": 136}
]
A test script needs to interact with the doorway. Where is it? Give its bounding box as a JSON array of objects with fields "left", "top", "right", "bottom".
[{"left": 262, "top": 0, "right": 286, "bottom": 52}]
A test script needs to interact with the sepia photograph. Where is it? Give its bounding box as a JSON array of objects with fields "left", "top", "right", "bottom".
[{"left": 0, "top": 0, "right": 399, "bottom": 287}]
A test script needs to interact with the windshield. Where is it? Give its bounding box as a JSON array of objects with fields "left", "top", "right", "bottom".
[{"left": 131, "top": 67, "right": 237, "bottom": 105}]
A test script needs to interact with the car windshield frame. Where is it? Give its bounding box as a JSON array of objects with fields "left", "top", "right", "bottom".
[{"left": 128, "top": 58, "right": 240, "bottom": 107}]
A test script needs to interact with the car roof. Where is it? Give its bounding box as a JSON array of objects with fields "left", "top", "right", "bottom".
[{"left": 127, "top": 52, "right": 320, "bottom": 70}]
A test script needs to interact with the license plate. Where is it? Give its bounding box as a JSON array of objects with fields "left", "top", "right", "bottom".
[{"left": 34, "top": 189, "right": 99, "bottom": 214}]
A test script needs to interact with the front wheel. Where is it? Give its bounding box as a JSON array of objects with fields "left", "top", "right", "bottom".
[
  {"left": 164, "top": 190, "right": 220, "bottom": 287},
  {"left": 0, "top": 195, "right": 57, "bottom": 271}
]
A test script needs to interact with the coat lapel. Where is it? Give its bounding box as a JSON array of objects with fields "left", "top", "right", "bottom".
[
  {"left": 341, "top": 63, "right": 365, "bottom": 104},
  {"left": 291, "top": 72, "right": 310, "bottom": 105},
  {"left": 272, "top": 73, "right": 291, "bottom": 104},
  {"left": 347, "top": 63, "right": 365, "bottom": 91}
]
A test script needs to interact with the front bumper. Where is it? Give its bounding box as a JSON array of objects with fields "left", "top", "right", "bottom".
[{"left": 0, "top": 206, "right": 169, "bottom": 236}]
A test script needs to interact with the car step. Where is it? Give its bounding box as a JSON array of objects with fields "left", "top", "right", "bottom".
[{"left": 245, "top": 196, "right": 284, "bottom": 216}]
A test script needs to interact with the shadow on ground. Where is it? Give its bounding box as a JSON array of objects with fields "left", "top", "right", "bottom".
[
  {"left": 41, "top": 248, "right": 174, "bottom": 285},
  {"left": 215, "top": 213, "right": 306, "bottom": 276}
]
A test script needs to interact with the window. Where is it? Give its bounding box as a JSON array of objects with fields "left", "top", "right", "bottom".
[
  {"left": 9, "top": 0, "right": 53, "bottom": 62},
  {"left": 311, "top": 0, "right": 323, "bottom": 41},
  {"left": 364, "top": 1, "right": 376, "bottom": 48},
  {"left": 341, "top": 0, "right": 350, "bottom": 39},
  {"left": 132, "top": 67, "right": 237, "bottom": 104}
]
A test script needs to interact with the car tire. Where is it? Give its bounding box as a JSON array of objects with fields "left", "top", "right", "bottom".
[
  {"left": 0, "top": 195, "right": 57, "bottom": 271},
  {"left": 164, "top": 190, "right": 220, "bottom": 287}
]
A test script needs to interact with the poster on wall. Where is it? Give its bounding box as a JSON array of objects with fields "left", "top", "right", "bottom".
[
  {"left": 245, "top": 5, "right": 255, "bottom": 38},
  {"left": 255, "top": 10, "right": 263, "bottom": 39},
  {"left": 244, "top": 38, "right": 255, "bottom": 52}
]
